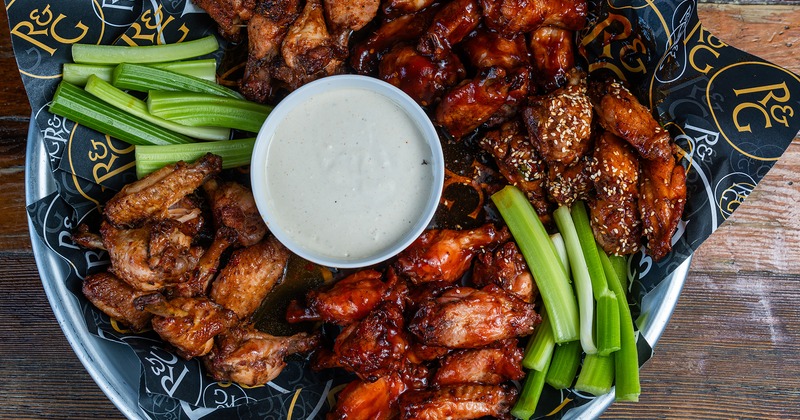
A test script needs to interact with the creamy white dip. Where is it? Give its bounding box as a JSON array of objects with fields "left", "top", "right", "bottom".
[{"left": 262, "top": 87, "right": 436, "bottom": 262}]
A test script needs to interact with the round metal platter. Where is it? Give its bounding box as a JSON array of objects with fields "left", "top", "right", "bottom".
[{"left": 25, "top": 117, "right": 691, "bottom": 419}]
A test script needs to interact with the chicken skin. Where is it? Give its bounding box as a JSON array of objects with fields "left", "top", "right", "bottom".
[
  {"left": 328, "top": 374, "right": 408, "bottom": 420},
  {"left": 639, "top": 153, "right": 687, "bottom": 260},
  {"left": 203, "top": 325, "right": 319, "bottom": 386},
  {"left": 104, "top": 154, "right": 221, "bottom": 228},
  {"left": 394, "top": 223, "right": 510, "bottom": 284},
  {"left": 203, "top": 178, "right": 267, "bottom": 247},
  {"left": 481, "top": 0, "right": 587, "bottom": 36},
  {"left": 416, "top": 0, "right": 481, "bottom": 60},
  {"left": 529, "top": 26, "right": 576, "bottom": 92},
  {"left": 589, "top": 131, "right": 642, "bottom": 255},
  {"left": 379, "top": 44, "right": 465, "bottom": 107},
  {"left": 399, "top": 384, "right": 518, "bottom": 420},
  {"left": 590, "top": 79, "right": 672, "bottom": 161},
  {"left": 210, "top": 235, "right": 290, "bottom": 321},
  {"left": 82, "top": 272, "right": 153, "bottom": 332},
  {"left": 460, "top": 28, "right": 529, "bottom": 70},
  {"left": 433, "top": 339, "right": 524, "bottom": 386},
  {"left": 139, "top": 295, "right": 238, "bottom": 359},
  {"left": 472, "top": 241, "right": 537, "bottom": 303},
  {"left": 408, "top": 284, "right": 540, "bottom": 348}
]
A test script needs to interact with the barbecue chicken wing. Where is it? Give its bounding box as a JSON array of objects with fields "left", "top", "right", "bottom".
[
  {"left": 350, "top": 9, "right": 437, "bottom": 75},
  {"left": 589, "top": 131, "right": 642, "bottom": 255},
  {"left": 547, "top": 154, "right": 594, "bottom": 206},
  {"left": 192, "top": 0, "right": 255, "bottom": 41},
  {"left": 399, "top": 384, "right": 518, "bottom": 420},
  {"left": 82, "top": 272, "right": 153, "bottom": 332},
  {"left": 383, "top": 0, "right": 436, "bottom": 17},
  {"left": 433, "top": 339, "right": 524, "bottom": 386},
  {"left": 328, "top": 374, "right": 408, "bottom": 420},
  {"left": 472, "top": 241, "right": 537, "bottom": 303},
  {"left": 394, "top": 224, "right": 510, "bottom": 284},
  {"left": 481, "top": 0, "right": 587, "bottom": 36},
  {"left": 203, "top": 178, "right": 267, "bottom": 247},
  {"left": 203, "top": 325, "right": 319, "bottom": 386},
  {"left": 139, "top": 295, "right": 238, "bottom": 359},
  {"left": 379, "top": 44, "right": 465, "bottom": 107},
  {"left": 639, "top": 153, "right": 686, "bottom": 260},
  {"left": 104, "top": 154, "right": 221, "bottom": 228},
  {"left": 210, "top": 235, "right": 290, "bottom": 321},
  {"left": 408, "top": 284, "right": 540, "bottom": 348},
  {"left": 590, "top": 79, "right": 671, "bottom": 161},
  {"left": 529, "top": 26, "right": 576, "bottom": 92},
  {"left": 460, "top": 28, "right": 529, "bottom": 70},
  {"left": 416, "top": 0, "right": 481, "bottom": 60}
]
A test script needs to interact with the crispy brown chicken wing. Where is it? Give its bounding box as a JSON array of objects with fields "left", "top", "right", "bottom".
[
  {"left": 166, "top": 227, "right": 238, "bottom": 298},
  {"left": 104, "top": 153, "right": 221, "bottom": 228},
  {"left": 472, "top": 241, "right": 537, "bottom": 303},
  {"left": 323, "top": 0, "right": 380, "bottom": 33},
  {"left": 328, "top": 374, "right": 408, "bottom": 420},
  {"left": 529, "top": 26, "right": 575, "bottom": 92},
  {"left": 192, "top": 0, "right": 255, "bottom": 41},
  {"left": 146, "top": 219, "right": 205, "bottom": 276},
  {"left": 433, "top": 339, "right": 524, "bottom": 386},
  {"left": 399, "top": 384, "right": 518, "bottom": 420},
  {"left": 394, "top": 224, "right": 510, "bottom": 284},
  {"left": 203, "top": 325, "right": 319, "bottom": 386},
  {"left": 82, "top": 272, "right": 153, "bottom": 332},
  {"left": 481, "top": 0, "right": 587, "bottom": 36},
  {"left": 408, "top": 284, "right": 540, "bottom": 348},
  {"left": 639, "top": 154, "right": 686, "bottom": 260},
  {"left": 203, "top": 178, "right": 267, "bottom": 247},
  {"left": 416, "top": 0, "right": 481, "bottom": 60},
  {"left": 379, "top": 44, "right": 465, "bottom": 107},
  {"left": 460, "top": 27, "right": 529, "bottom": 70},
  {"left": 590, "top": 79, "right": 671, "bottom": 161},
  {"left": 210, "top": 235, "right": 290, "bottom": 321},
  {"left": 139, "top": 295, "right": 238, "bottom": 359},
  {"left": 589, "top": 131, "right": 642, "bottom": 255}
]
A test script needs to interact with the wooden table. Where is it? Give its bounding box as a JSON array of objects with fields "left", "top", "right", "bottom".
[{"left": 1, "top": 2, "right": 799, "bottom": 419}]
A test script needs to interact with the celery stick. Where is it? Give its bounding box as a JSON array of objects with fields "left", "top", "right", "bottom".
[
  {"left": 491, "top": 186, "right": 580, "bottom": 344},
  {"left": 511, "top": 356, "right": 552, "bottom": 420},
  {"left": 149, "top": 59, "right": 217, "bottom": 82},
  {"left": 135, "top": 138, "right": 255, "bottom": 178},
  {"left": 545, "top": 340, "right": 582, "bottom": 390},
  {"left": 552, "top": 205, "right": 597, "bottom": 354},
  {"left": 72, "top": 35, "right": 219, "bottom": 65},
  {"left": 574, "top": 353, "right": 615, "bottom": 396},
  {"left": 609, "top": 254, "right": 629, "bottom": 292},
  {"left": 550, "top": 232, "right": 569, "bottom": 277},
  {"left": 148, "top": 91, "right": 272, "bottom": 133},
  {"left": 599, "top": 248, "right": 641, "bottom": 401},
  {"left": 49, "top": 81, "right": 192, "bottom": 146},
  {"left": 522, "top": 311, "right": 555, "bottom": 371},
  {"left": 84, "top": 75, "right": 231, "bottom": 141},
  {"left": 63, "top": 60, "right": 218, "bottom": 87},
  {"left": 595, "top": 290, "right": 621, "bottom": 356},
  {"left": 113, "top": 63, "right": 242, "bottom": 99},
  {"left": 63, "top": 63, "right": 113, "bottom": 86}
]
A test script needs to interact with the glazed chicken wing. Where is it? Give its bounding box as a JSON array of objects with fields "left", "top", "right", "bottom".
[
  {"left": 433, "top": 339, "right": 524, "bottom": 386},
  {"left": 399, "top": 384, "right": 518, "bottom": 420},
  {"left": 639, "top": 153, "right": 686, "bottom": 260},
  {"left": 472, "top": 241, "right": 537, "bottom": 303},
  {"left": 547, "top": 154, "right": 594, "bottom": 206},
  {"left": 328, "top": 374, "right": 408, "bottom": 420},
  {"left": 82, "top": 272, "right": 153, "bottom": 332},
  {"left": 210, "top": 235, "right": 290, "bottom": 321},
  {"left": 104, "top": 153, "right": 221, "bottom": 228},
  {"left": 416, "top": 0, "right": 481, "bottom": 60},
  {"left": 589, "top": 131, "right": 642, "bottom": 255},
  {"left": 203, "top": 178, "right": 267, "bottom": 247},
  {"left": 394, "top": 223, "right": 510, "bottom": 284},
  {"left": 529, "top": 26, "right": 576, "bottom": 92},
  {"left": 382, "top": 0, "right": 436, "bottom": 17},
  {"left": 460, "top": 28, "right": 529, "bottom": 70},
  {"left": 523, "top": 75, "right": 593, "bottom": 166},
  {"left": 379, "top": 44, "right": 465, "bottom": 107},
  {"left": 481, "top": 0, "right": 587, "bottom": 36},
  {"left": 192, "top": 0, "right": 255, "bottom": 41},
  {"left": 590, "top": 79, "right": 671, "bottom": 161},
  {"left": 203, "top": 325, "right": 319, "bottom": 386},
  {"left": 350, "top": 9, "right": 437, "bottom": 75},
  {"left": 138, "top": 295, "right": 238, "bottom": 359},
  {"left": 408, "top": 284, "right": 540, "bottom": 348}
]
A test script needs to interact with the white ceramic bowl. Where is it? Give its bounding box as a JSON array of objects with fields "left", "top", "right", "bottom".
[{"left": 250, "top": 75, "right": 444, "bottom": 268}]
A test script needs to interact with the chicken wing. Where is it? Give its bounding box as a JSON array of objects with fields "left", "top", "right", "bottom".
[
  {"left": 328, "top": 374, "right": 407, "bottom": 420},
  {"left": 433, "top": 339, "right": 524, "bottom": 386},
  {"left": 203, "top": 325, "right": 319, "bottom": 386},
  {"left": 323, "top": 0, "right": 380, "bottom": 33},
  {"left": 394, "top": 223, "right": 510, "bottom": 285},
  {"left": 529, "top": 26, "right": 575, "bottom": 92},
  {"left": 203, "top": 178, "right": 267, "bottom": 247},
  {"left": 639, "top": 153, "right": 686, "bottom": 261},
  {"left": 192, "top": 0, "right": 255, "bottom": 41},
  {"left": 547, "top": 154, "right": 594, "bottom": 207},
  {"left": 408, "top": 284, "right": 539, "bottom": 348},
  {"left": 399, "top": 384, "right": 518, "bottom": 420},
  {"left": 589, "top": 131, "right": 642, "bottom": 255},
  {"left": 460, "top": 28, "right": 529, "bottom": 70},
  {"left": 104, "top": 153, "right": 221, "bottom": 228},
  {"left": 210, "top": 235, "right": 290, "bottom": 321},
  {"left": 481, "top": 0, "right": 587, "bottom": 36},
  {"left": 523, "top": 76, "right": 593, "bottom": 166},
  {"left": 350, "top": 9, "right": 437, "bottom": 75},
  {"left": 382, "top": 0, "right": 436, "bottom": 18},
  {"left": 416, "top": 0, "right": 481, "bottom": 60},
  {"left": 378, "top": 44, "right": 465, "bottom": 107},
  {"left": 82, "top": 272, "right": 153, "bottom": 332},
  {"left": 472, "top": 241, "right": 537, "bottom": 303},
  {"left": 139, "top": 295, "right": 238, "bottom": 359},
  {"left": 590, "top": 79, "right": 671, "bottom": 161},
  {"left": 146, "top": 219, "right": 204, "bottom": 277},
  {"left": 165, "top": 227, "right": 238, "bottom": 298}
]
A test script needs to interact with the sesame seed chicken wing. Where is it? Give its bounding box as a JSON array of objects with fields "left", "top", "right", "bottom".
[
  {"left": 547, "top": 154, "right": 594, "bottom": 207},
  {"left": 639, "top": 153, "right": 687, "bottom": 261}
]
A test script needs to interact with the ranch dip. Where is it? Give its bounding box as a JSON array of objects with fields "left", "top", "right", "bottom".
[{"left": 263, "top": 86, "right": 436, "bottom": 262}]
